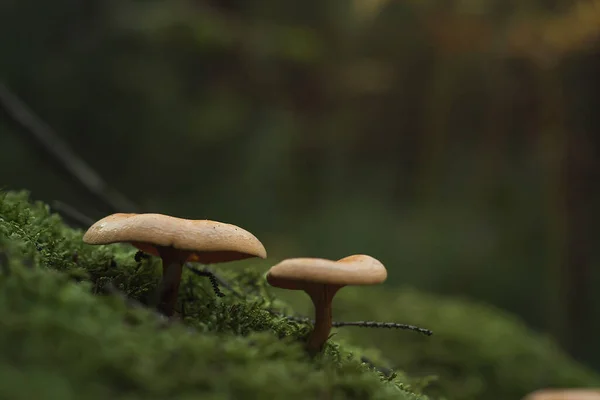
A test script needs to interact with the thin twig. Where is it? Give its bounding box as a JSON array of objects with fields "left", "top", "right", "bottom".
[
  {"left": 186, "top": 264, "right": 247, "bottom": 299},
  {"left": 266, "top": 309, "right": 432, "bottom": 336},
  {"left": 186, "top": 266, "right": 225, "bottom": 297},
  {"left": 331, "top": 321, "right": 432, "bottom": 336},
  {"left": 0, "top": 82, "right": 139, "bottom": 213},
  {"left": 51, "top": 200, "right": 96, "bottom": 228}
]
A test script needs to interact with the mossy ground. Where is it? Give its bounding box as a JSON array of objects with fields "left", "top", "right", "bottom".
[
  {"left": 0, "top": 191, "right": 428, "bottom": 400},
  {"left": 1, "top": 191, "right": 599, "bottom": 400},
  {"left": 276, "top": 287, "right": 600, "bottom": 400}
]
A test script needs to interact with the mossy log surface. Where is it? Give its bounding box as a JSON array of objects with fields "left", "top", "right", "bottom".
[
  {"left": 0, "top": 191, "right": 598, "bottom": 400},
  {"left": 0, "top": 191, "right": 428, "bottom": 400}
]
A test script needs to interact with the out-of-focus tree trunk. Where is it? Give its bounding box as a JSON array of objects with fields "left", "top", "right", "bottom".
[
  {"left": 562, "top": 128, "right": 594, "bottom": 360},
  {"left": 561, "top": 51, "right": 600, "bottom": 363},
  {"left": 538, "top": 57, "right": 597, "bottom": 361},
  {"left": 536, "top": 65, "right": 569, "bottom": 350}
]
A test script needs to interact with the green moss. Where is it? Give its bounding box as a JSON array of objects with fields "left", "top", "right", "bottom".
[
  {"left": 0, "top": 191, "right": 428, "bottom": 400},
  {"left": 2, "top": 190, "right": 599, "bottom": 400},
  {"left": 274, "top": 285, "right": 600, "bottom": 400}
]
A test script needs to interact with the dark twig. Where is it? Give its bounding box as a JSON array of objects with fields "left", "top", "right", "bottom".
[
  {"left": 186, "top": 266, "right": 225, "bottom": 298},
  {"left": 266, "top": 309, "right": 432, "bottom": 336},
  {"left": 0, "top": 82, "right": 139, "bottom": 213},
  {"left": 51, "top": 200, "right": 96, "bottom": 228},
  {"left": 186, "top": 264, "right": 246, "bottom": 298},
  {"left": 331, "top": 321, "right": 432, "bottom": 336}
]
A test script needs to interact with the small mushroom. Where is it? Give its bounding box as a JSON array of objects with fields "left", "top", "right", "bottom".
[
  {"left": 523, "top": 389, "right": 600, "bottom": 400},
  {"left": 83, "top": 213, "right": 267, "bottom": 316},
  {"left": 266, "top": 254, "right": 387, "bottom": 353}
]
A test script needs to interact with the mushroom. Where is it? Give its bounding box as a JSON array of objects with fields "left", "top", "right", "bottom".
[
  {"left": 83, "top": 213, "right": 267, "bottom": 316},
  {"left": 266, "top": 254, "right": 387, "bottom": 353},
  {"left": 523, "top": 389, "right": 600, "bottom": 400}
]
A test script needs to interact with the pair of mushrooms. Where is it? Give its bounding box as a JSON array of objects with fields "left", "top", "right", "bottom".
[{"left": 83, "top": 213, "right": 387, "bottom": 352}]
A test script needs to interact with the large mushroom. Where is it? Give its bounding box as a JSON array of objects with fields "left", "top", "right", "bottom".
[
  {"left": 266, "top": 254, "right": 387, "bottom": 353},
  {"left": 83, "top": 213, "right": 267, "bottom": 316}
]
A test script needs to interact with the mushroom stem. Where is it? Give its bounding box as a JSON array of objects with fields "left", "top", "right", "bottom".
[
  {"left": 305, "top": 284, "right": 342, "bottom": 353},
  {"left": 156, "top": 247, "right": 187, "bottom": 317}
]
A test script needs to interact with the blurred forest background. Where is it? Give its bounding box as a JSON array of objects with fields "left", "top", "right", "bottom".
[{"left": 1, "top": 0, "right": 599, "bottom": 373}]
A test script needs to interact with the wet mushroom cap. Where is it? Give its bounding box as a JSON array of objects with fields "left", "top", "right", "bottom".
[
  {"left": 83, "top": 213, "right": 267, "bottom": 263},
  {"left": 266, "top": 254, "right": 387, "bottom": 290}
]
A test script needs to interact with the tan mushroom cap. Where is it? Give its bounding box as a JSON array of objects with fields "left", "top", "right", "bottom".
[
  {"left": 266, "top": 254, "right": 387, "bottom": 290},
  {"left": 523, "top": 389, "right": 600, "bottom": 400},
  {"left": 83, "top": 213, "right": 267, "bottom": 264}
]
